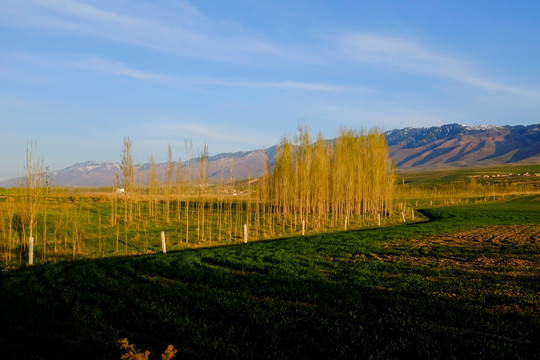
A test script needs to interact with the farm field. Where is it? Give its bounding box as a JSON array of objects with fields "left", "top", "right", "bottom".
[{"left": 1, "top": 195, "right": 539, "bottom": 359}]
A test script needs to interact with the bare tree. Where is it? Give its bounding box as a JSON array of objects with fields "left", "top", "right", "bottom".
[
  {"left": 148, "top": 155, "right": 158, "bottom": 218},
  {"left": 264, "top": 126, "right": 395, "bottom": 233},
  {"left": 120, "top": 136, "right": 135, "bottom": 193},
  {"left": 21, "top": 141, "right": 46, "bottom": 265},
  {"left": 165, "top": 144, "right": 174, "bottom": 223}
]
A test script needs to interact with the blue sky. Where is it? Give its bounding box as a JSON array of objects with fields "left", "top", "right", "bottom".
[{"left": 2, "top": 0, "right": 540, "bottom": 181}]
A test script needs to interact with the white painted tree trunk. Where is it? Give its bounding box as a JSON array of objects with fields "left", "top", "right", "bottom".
[
  {"left": 161, "top": 231, "right": 166, "bottom": 254},
  {"left": 302, "top": 220, "right": 305, "bottom": 235},
  {"left": 243, "top": 224, "right": 248, "bottom": 243},
  {"left": 28, "top": 236, "right": 34, "bottom": 266},
  {"left": 377, "top": 213, "right": 381, "bottom": 226},
  {"left": 344, "top": 217, "right": 348, "bottom": 231}
]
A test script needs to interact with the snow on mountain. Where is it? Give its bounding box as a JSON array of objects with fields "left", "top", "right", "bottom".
[
  {"left": 55, "top": 161, "right": 120, "bottom": 174},
  {"left": 462, "top": 124, "right": 504, "bottom": 131}
]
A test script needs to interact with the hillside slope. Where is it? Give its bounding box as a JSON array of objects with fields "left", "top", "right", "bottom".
[{"left": 386, "top": 124, "right": 540, "bottom": 171}]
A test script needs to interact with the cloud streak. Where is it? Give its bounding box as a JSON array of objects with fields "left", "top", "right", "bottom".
[
  {"left": 337, "top": 33, "right": 465, "bottom": 72},
  {"left": 3, "top": 1, "right": 538, "bottom": 98},
  {"left": 335, "top": 33, "right": 540, "bottom": 98},
  {"left": 2, "top": 0, "right": 287, "bottom": 61},
  {"left": 71, "top": 56, "right": 352, "bottom": 92}
]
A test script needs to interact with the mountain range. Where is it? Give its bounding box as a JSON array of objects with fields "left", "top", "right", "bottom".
[
  {"left": 2, "top": 123, "right": 539, "bottom": 188},
  {"left": 386, "top": 123, "right": 540, "bottom": 171}
]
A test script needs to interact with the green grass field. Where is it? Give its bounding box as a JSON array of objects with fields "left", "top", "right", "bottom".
[
  {"left": 1, "top": 196, "right": 539, "bottom": 359},
  {"left": 399, "top": 164, "right": 540, "bottom": 187}
]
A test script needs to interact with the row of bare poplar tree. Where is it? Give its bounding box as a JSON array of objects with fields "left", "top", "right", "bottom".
[
  {"left": 114, "top": 126, "right": 396, "bottom": 240},
  {"left": 259, "top": 127, "right": 396, "bottom": 232},
  {"left": 1, "top": 127, "right": 397, "bottom": 264}
]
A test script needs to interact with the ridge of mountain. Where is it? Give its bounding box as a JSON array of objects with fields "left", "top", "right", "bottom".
[
  {"left": 385, "top": 123, "right": 540, "bottom": 171},
  {"left": 1, "top": 123, "right": 539, "bottom": 187}
]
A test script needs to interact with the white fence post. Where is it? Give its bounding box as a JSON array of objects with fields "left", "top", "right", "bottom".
[
  {"left": 161, "top": 231, "right": 166, "bottom": 254},
  {"left": 377, "top": 213, "right": 381, "bottom": 226},
  {"left": 243, "top": 224, "right": 248, "bottom": 243},
  {"left": 344, "top": 216, "right": 348, "bottom": 231},
  {"left": 28, "top": 236, "right": 34, "bottom": 266},
  {"left": 302, "top": 220, "right": 305, "bottom": 235}
]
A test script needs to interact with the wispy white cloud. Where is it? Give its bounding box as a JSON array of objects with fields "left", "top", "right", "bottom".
[
  {"left": 335, "top": 33, "right": 540, "bottom": 99},
  {"left": 458, "top": 76, "right": 540, "bottom": 97},
  {"left": 1, "top": 0, "right": 287, "bottom": 61},
  {"left": 73, "top": 57, "right": 169, "bottom": 82},
  {"left": 71, "top": 56, "right": 353, "bottom": 92},
  {"left": 4, "top": 1, "right": 537, "bottom": 98},
  {"left": 337, "top": 33, "right": 465, "bottom": 73},
  {"left": 193, "top": 79, "right": 352, "bottom": 92},
  {"left": 30, "top": 0, "right": 142, "bottom": 26}
]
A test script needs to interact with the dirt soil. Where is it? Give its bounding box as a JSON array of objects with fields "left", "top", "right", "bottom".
[
  {"left": 404, "top": 224, "right": 540, "bottom": 249},
  {"left": 381, "top": 225, "right": 540, "bottom": 316},
  {"left": 383, "top": 225, "right": 540, "bottom": 276}
]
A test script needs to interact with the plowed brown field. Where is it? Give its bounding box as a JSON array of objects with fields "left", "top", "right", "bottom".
[
  {"left": 382, "top": 225, "right": 540, "bottom": 316},
  {"left": 407, "top": 224, "right": 540, "bottom": 249},
  {"left": 384, "top": 225, "right": 540, "bottom": 271}
]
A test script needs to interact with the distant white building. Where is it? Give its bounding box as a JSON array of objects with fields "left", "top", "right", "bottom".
[{"left": 116, "top": 188, "right": 125, "bottom": 194}]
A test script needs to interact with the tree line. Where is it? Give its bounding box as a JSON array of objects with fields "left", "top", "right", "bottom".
[
  {"left": 0, "top": 127, "right": 398, "bottom": 265},
  {"left": 259, "top": 126, "right": 396, "bottom": 232}
]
